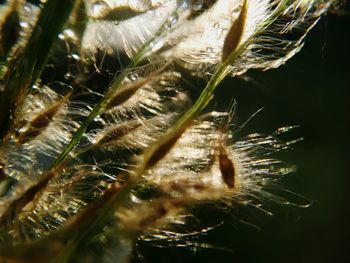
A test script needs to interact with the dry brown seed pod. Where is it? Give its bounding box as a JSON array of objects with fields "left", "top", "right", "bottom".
[
  {"left": 94, "top": 119, "right": 143, "bottom": 145},
  {"left": 222, "top": 0, "right": 248, "bottom": 61},
  {"left": 145, "top": 123, "right": 190, "bottom": 170},
  {"left": 216, "top": 140, "right": 236, "bottom": 189},
  {"left": 12, "top": 91, "right": 72, "bottom": 144},
  {"left": 0, "top": 167, "right": 60, "bottom": 227},
  {"left": 106, "top": 65, "right": 168, "bottom": 111}
]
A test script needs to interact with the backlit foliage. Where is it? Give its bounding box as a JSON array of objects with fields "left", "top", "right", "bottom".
[{"left": 0, "top": 0, "right": 332, "bottom": 262}]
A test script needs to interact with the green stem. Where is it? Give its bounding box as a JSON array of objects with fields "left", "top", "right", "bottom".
[
  {"left": 169, "top": 0, "right": 293, "bottom": 132},
  {"left": 51, "top": 2, "right": 186, "bottom": 167},
  {"left": 52, "top": 69, "right": 128, "bottom": 166},
  {"left": 64, "top": 8, "right": 287, "bottom": 253},
  {"left": 37, "top": 0, "right": 296, "bottom": 257}
]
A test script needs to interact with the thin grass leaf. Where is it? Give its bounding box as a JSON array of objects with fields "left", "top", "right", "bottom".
[{"left": 52, "top": 1, "right": 189, "bottom": 167}]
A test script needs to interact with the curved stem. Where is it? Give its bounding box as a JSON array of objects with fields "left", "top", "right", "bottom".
[{"left": 51, "top": 1, "right": 186, "bottom": 168}]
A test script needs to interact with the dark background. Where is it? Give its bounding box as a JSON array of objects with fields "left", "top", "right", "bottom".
[{"left": 136, "top": 11, "right": 350, "bottom": 263}]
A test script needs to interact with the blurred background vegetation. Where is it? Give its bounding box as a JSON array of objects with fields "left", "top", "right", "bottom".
[{"left": 133, "top": 11, "right": 350, "bottom": 263}]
